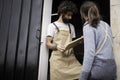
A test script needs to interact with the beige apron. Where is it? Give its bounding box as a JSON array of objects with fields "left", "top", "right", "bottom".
[{"left": 50, "top": 24, "right": 82, "bottom": 80}]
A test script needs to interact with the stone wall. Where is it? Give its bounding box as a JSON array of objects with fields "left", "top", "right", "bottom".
[{"left": 110, "top": 0, "right": 120, "bottom": 79}]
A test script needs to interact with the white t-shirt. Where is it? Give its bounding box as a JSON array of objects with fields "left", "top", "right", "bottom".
[{"left": 47, "top": 21, "right": 76, "bottom": 38}]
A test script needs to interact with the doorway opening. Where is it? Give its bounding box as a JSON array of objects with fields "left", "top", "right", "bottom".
[{"left": 48, "top": 0, "right": 110, "bottom": 79}]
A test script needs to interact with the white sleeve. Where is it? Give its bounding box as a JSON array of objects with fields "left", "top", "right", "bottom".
[
  {"left": 46, "top": 24, "right": 56, "bottom": 37},
  {"left": 70, "top": 24, "right": 76, "bottom": 38}
]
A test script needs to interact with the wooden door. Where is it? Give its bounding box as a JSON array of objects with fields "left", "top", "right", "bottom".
[{"left": 0, "top": 0, "right": 43, "bottom": 80}]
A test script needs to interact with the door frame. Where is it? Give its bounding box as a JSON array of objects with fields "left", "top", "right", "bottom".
[{"left": 38, "top": 0, "right": 53, "bottom": 80}]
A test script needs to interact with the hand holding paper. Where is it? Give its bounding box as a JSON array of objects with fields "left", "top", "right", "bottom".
[{"left": 65, "top": 36, "right": 84, "bottom": 50}]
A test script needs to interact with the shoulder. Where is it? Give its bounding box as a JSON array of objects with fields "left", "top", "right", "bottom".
[
  {"left": 100, "top": 20, "right": 109, "bottom": 26},
  {"left": 83, "top": 23, "right": 93, "bottom": 31},
  {"left": 47, "top": 22, "right": 57, "bottom": 37},
  {"left": 99, "top": 20, "right": 111, "bottom": 30},
  {"left": 69, "top": 23, "right": 75, "bottom": 29},
  {"left": 47, "top": 22, "right": 56, "bottom": 32},
  {"left": 69, "top": 23, "right": 74, "bottom": 27},
  {"left": 48, "top": 22, "right": 55, "bottom": 27},
  {"left": 48, "top": 22, "right": 56, "bottom": 29}
]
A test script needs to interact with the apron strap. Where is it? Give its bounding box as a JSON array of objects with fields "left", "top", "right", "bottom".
[
  {"left": 103, "top": 24, "right": 113, "bottom": 47},
  {"left": 68, "top": 23, "right": 71, "bottom": 34},
  {"left": 53, "top": 22, "right": 71, "bottom": 34},
  {"left": 96, "top": 23, "right": 113, "bottom": 55},
  {"left": 53, "top": 22, "right": 60, "bottom": 32}
]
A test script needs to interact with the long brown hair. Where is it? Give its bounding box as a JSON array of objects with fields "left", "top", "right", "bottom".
[{"left": 80, "top": 1, "right": 100, "bottom": 28}]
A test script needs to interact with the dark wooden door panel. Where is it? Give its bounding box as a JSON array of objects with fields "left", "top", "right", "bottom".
[
  {"left": 0, "top": 0, "right": 13, "bottom": 79},
  {"left": 14, "top": 0, "right": 31, "bottom": 80},
  {"left": 0, "top": 0, "right": 43, "bottom": 80},
  {"left": 0, "top": 0, "right": 3, "bottom": 23},
  {"left": 24, "top": 0, "right": 43, "bottom": 80},
  {"left": 4, "top": 0, "right": 22, "bottom": 80}
]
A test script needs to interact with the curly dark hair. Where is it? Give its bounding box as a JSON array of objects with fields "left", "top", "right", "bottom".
[{"left": 57, "top": 0, "right": 77, "bottom": 16}]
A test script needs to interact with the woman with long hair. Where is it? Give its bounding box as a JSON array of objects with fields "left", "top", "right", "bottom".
[{"left": 79, "top": 1, "right": 116, "bottom": 80}]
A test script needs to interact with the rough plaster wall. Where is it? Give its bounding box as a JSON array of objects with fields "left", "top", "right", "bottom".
[{"left": 111, "top": 0, "right": 120, "bottom": 79}]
